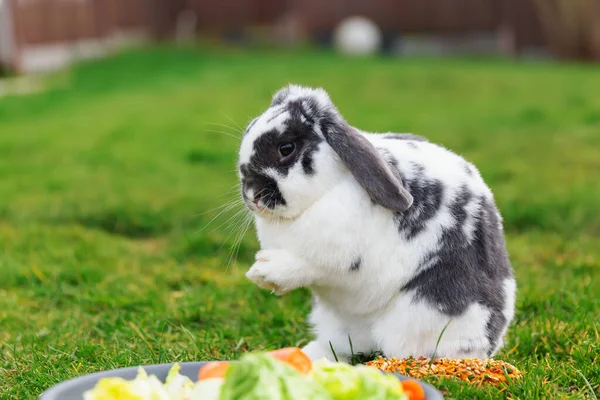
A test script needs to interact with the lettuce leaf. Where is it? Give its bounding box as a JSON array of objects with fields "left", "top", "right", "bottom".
[
  {"left": 188, "top": 378, "right": 224, "bottom": 400},
  {"left": 311, "top": 360, "right": 407, "bottom": 400},
  {"left": 83, "top": 367, "right": 170, "bottom": 400},
  {"left": 83, "top": 377, "right": 145, "bottom": 400},
  {"left": 164, "top": 364, "right": 194, "bottom": 400},
  {"left": 354, "top": 365, "right": 407, "bottom": 400},
  {"left": 219, "top": 353, "right": 332, "bottom": 400},
  {"left": 310, "top": 361, "right": 361, "bottom": 398}
]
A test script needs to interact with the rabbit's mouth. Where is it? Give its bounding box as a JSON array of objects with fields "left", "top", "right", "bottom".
[
  {"left": 242, "top": 190, "right": 301, "bottom": 221},
  {"left": 240, "top": 168, "right": 287, "bottom": 211},
  {"left": 245, "top": 198, "right": 267, "bottom": 212},
  {"left": 242, "top": 189, "right": 278, "bottom": 213}
]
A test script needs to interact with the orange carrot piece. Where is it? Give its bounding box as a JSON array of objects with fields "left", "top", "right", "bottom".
[
  {"left": 268, "top": 347, "right": 312, "bottom": 374},
  {"left": 198, "top": 362, "right": 230, "bottom": 381},
  {"left": 401, "top": 380, "right": 425, "bottom": 400}
]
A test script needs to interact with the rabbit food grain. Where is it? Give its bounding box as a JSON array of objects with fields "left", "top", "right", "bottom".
[{"left": 366, "top": 356, "right": 522, "bottom": 385}]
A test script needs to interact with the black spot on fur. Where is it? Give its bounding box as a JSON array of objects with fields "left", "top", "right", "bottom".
[
  {"left": 394, "top": 162, "right": 444, "bottom": 240},
  {"left": 382, "top": 133, "right": 428, "bottom": 142},
  {"left": 240, "top": 97, "right": 324, "bottom": 208},
  {"left": 246, "top": 119, "right": 322, "bottom": 179},
  {"left": 350, "top": 258, "right": 361, "bottom": 271},
  {"left": 301, "top": 151, "right": 315, "bottom": 174},
  {"left": 400, "top": 186, "right": 513, "bottom": 356},
  {"left": 248, "top": 129, "right": 294, "bottom": 177},
  {"left": 239, "top": 163, "right": 286, "bottom": 209},
  {"left": 407, "top": 142, "right": 418, "bottom": 149},
  {"left": 287, "top": 99, "right": 316, "bottom": 125},
  {"left": 297, "top": 96, "right": 322, "bottom": 118}
]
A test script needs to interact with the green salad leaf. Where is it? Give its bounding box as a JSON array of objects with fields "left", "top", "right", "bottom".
[
  {"left": 311, "top": 360, "right": 407, "bottom": 400},
  {"left": 219, "top": 353, "right": 332, "bottom": 400},
  {"left": 309, "top": 361, "right": 361, "bottom": 398},
  {"left": 188, "top": 378, "right": 223, "bottom": 400}
]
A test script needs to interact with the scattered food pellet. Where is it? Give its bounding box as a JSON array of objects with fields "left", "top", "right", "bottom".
[{"left": 366, "top": 356, "right": 523, "bottom": 385}]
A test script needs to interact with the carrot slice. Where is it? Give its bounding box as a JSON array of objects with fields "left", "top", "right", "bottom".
[
  {"left": 198, "top": 361, "right": 230, "bottom": 381},
  {"left": 268, "top": 347, "right": 312, "bottom": 374},
  {"left": 401, "top": 380, "right": 425, "bottom": 400}
]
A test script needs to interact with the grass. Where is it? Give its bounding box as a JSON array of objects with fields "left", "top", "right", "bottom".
[{"left": 0, "top": 44, "right": 599, "bottom": 399}]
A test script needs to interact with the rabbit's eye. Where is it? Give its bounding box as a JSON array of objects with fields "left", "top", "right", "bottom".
[{"left": 278, "top": 142, "right": 296, "bottom": 158}]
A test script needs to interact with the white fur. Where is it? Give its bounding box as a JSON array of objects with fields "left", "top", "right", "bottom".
[
  {"left": 241, "top": 86, "right": 514, "bottom": 361},
  {"left": 491, "top": 278, "right": 517, "bottom": 355}
]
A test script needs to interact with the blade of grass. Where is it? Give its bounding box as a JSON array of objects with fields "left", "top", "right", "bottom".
[
  {"left": 575, "top": 370, "right": 598, "bottom": 400},
  {"left": 328, "top": 341, "right": 340, "bottom": 362},
  {"left": 348, "top": 335, "right": 357, "bottom": 364},
  {"left": 429, "top": 319, "right": 453, "bottom": 370}
]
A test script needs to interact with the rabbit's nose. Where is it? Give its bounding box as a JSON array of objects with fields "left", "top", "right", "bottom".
[{"left": 245, "top": 188, "right": 259, "bottom": 203}]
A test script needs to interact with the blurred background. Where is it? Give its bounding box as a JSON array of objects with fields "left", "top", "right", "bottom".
[
  {"left": 1, "top": 0, "right": 600, "bottom": 74},
  {"left": 1, "top": 1, "right": 599, "bottom": 398}
]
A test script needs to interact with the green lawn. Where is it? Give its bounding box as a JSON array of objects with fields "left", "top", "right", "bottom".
[{"left": 1, "top": 45, "right": 599, "bottom": 399}]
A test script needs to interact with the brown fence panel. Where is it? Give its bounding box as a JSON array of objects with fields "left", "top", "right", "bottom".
[
  {"left": 291, "top": 0, "right": 507, "bottom": 34},
  {"left": 185, "top": 0, "right": 260, "bottom": 31},
  {"left": 8, "top": 0, "right": 548, "bottom": 54},
  {"left": 115, "top": 0, "right": 154, "bottom": 30},
  {"left": 12, "top": 0, "right": 157, "bottom": 47},
  {"left": 505, "top": 0, "right": 545, "bottom": 49}
]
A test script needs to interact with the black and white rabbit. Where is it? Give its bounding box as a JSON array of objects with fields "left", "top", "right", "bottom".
[{"left": 238, "top": 85, "right": 516, "bottom": 361}]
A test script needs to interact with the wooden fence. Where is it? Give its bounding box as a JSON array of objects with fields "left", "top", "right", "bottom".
[{"left": 1, "top": 0, "right": 548, "bottom": 72}]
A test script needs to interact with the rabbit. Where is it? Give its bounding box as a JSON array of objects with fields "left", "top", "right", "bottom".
[{"left": 238, "top": 84, "right": 516, "bottom": 362}]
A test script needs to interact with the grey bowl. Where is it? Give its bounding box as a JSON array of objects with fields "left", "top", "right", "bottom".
[{"left": 39, "top": 361, "right": 444, "bottom": 399}]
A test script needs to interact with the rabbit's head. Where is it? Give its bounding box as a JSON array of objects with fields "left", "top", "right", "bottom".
[{"left": 238, "top": 85, "right": 412, "bottom": 219}]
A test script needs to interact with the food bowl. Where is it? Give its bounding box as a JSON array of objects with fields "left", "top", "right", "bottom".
[{"left": 39, "top": 361, "right": 444, "bottom": 399}]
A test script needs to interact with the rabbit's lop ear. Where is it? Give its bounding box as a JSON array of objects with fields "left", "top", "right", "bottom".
[{"left": 325, "top": 122, "right": 413, "bottom": 213}]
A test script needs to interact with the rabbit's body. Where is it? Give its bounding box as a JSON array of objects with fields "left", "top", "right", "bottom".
[{"left": 239, "top": 85, "right": 516, "bottom": 362}]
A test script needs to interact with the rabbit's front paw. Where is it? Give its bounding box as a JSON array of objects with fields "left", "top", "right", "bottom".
[{"left": 246, "top": 249, "right": 304, "bottom": 295}]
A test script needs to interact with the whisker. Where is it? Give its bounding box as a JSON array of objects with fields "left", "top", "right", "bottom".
[
  {"left": 198, "top": 200, "right": 244, "bottom": 232},
  {"left": 215, "top": 210, "right": 251, "bottom": 264},
  {"left": 254, "top": 187, "right": 270, "bottom": 198},
  {"left": 224, "top": 217, "right": 246, "bottom": 269},
  {"left": 222, "top": 184, "right": 242, "bottom": 195},
  {"left": 236, "top": 215, "right": 254, "bottom": 262},
  {"left": 203, "top": 129, "right": 242, "bottom": 141},
  {"left": 208, "top": 207, "right": 248, "bottom": 235},
  {"left": 214, "top": 207, "right": 249, "bottom": 245},
  {"left": 196, "top": 197, "right": 243, "bottom": 217},
  {"left": 223, "top": 189, "right": 241, "bottom": 198},
  {"left": 263, "top": 191, "right": 276, "bottom": 211},
  {"left": 221, "top": 209, "right": 249, "bottom": 241},
  {"left": 205, "top": 122, "right": 243, "bottom": 135},
  {"left": 226, "top": 213, "right": 254, "bottom": 270},
  {"left": 221, "top": 112, "right": 244, "bottom": 132}
]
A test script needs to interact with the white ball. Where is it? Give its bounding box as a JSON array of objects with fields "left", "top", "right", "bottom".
[{"left": 333, "top": 16, "right": 382, "bottom": 56}]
